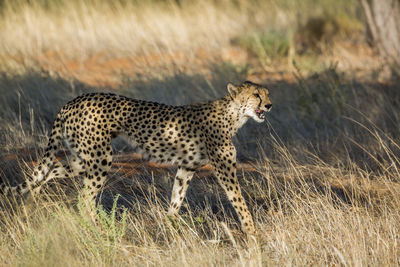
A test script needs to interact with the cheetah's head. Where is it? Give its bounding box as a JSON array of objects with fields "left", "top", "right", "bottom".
[{"left": 227, "top": 81, "right": 272, "bottom": 123}]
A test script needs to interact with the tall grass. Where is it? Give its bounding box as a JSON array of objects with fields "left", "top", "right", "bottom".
[{"left": 1, "top": 132, "right": 399, "bottom": 266}]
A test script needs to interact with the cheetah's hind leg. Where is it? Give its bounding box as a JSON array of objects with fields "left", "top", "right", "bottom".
[
  {"left": 29, "top": 155, "right": 86, "bottom": 197},
  {"left": 167, "top": 167, "right": 196, "bottom": 216}
]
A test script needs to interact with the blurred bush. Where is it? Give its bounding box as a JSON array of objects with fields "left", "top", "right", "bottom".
[{"left": 295, "top": 15, "right": 364, "bottom": 53}]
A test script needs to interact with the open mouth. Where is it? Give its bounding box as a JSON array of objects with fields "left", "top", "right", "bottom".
[{"left": 255, "top": 109, "right": 265, "bottom": 119}]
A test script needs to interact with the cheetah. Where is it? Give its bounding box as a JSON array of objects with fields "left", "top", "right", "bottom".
[{"left": 1, "top": 81, "right": 272, "bottom": 234}]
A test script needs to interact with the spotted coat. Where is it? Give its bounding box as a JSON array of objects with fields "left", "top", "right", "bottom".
[{"left": 2, "top": 81, "right": 272, "bottom": 234}]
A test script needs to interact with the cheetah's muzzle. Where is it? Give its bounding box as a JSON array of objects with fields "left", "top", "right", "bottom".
[{"left": 255, "top": 108, "right": 265, "bottom": 119}]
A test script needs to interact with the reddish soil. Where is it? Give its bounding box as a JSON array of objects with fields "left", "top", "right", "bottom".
[
  {"left": 111, "top": 153, "right": 256, "bottom": 178},
  {"left": 3, "top": 42, "right": 383, "bottom": 90},
  {"left": 24, "top": 47, "right": 250, "bottom": 88},
  {"left": 1, "top": 151, "right": 257, "bottom": 178}
]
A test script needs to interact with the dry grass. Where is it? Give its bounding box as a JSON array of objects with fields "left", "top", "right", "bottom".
[
  {"left": 0, "top": 0, "right": 364, "bottom": 74},
  {"left": 1, "top": 0, "right": 354, "bottom": 57},
  {"left": 1, "top": 136, "right": 400, "bottom": 266},
  {"left": 1, "top": 0, "right": 400, "bottom": 266}
]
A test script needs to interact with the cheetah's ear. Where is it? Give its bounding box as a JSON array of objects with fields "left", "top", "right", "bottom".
[{"left": 227, "top": 82, "right": 239, "bottom": 99}]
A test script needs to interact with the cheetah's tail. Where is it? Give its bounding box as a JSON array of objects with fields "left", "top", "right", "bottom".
[{"left": 0, "top": 111, "right": 65, "bottom": 197}]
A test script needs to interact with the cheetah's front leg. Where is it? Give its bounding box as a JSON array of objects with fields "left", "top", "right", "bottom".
[
  {"left": 167, "top": 167, "right": 195, "bottom": 216},
  {"left": 208, "top": 143, "right": 255, "bottom": 235}
]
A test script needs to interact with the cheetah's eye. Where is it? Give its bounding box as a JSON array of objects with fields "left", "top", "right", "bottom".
[{"left": 253, "top": 93, "right": 260, "bottom": 98}]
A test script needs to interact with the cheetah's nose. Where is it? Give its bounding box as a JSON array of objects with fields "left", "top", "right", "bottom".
[{"left": 265, "top": 104, "right": 272, "bottom": 111}]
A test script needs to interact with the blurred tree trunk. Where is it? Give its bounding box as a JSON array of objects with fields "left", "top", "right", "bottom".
[{"left": 361, "top": 0, "right": 400, "bottom": 64}]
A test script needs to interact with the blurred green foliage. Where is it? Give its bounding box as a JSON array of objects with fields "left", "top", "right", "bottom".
[{"left": 239, "top": 29, "right": 292, "bottom": 66}]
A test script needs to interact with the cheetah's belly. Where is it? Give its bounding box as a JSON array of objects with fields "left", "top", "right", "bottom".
[
  {"left": 121, "top": 132, "right": 209, "bottom": 168},
  {"left": 144, "top": 135, "right": 208, "bottom": 167}
]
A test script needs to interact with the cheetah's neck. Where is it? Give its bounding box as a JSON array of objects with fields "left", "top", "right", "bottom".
[{"left": 211, "top": 96, "right": 250, "bottom": 136}]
